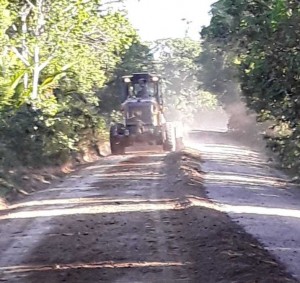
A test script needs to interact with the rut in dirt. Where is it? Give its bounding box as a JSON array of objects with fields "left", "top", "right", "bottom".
[{"left": 0, "top": 150, "right": 297, "bottom": 283}]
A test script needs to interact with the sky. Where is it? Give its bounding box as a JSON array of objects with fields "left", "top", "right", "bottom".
[{"left": 125, "top": 0, "right": 217, "bottom": 41}]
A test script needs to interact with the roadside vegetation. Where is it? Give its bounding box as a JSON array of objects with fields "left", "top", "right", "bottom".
[
  {"left": 150, "top": 38, "right": 218, "bottom": 125},
  {"left": 199, "top": 0, "right": 300, "bottom": 178},
  {"left": 3, "top": 0, "right": 298, "bottom": 199},
  {"left": 0, "top": 0, "right": 153, "bottom": 199},
  {"left": 0, "top": 0, "right": 218, "bottom": 201}
]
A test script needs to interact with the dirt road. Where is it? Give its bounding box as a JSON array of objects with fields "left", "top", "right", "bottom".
[
  {"left": 0, "top": 143, "right": 298, "bottom": 282},
  {"left": 189, "top": 131, "right": 300, "bottom": 281}
]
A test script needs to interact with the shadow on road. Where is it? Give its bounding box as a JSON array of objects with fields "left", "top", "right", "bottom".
[{"left": 0, "top": 151, "right": 297, "bottom": 283}]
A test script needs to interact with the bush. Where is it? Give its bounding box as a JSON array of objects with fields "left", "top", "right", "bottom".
[{"left": 0, "top": 100, "right": 108, "bottom": 167}]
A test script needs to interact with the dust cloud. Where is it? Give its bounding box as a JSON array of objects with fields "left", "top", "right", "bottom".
[{"left": 179, "top": 83, "right": 268, "bottom": 150}]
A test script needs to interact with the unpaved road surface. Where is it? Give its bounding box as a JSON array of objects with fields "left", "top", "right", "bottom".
[
  {"left": 0, "top": 144, "right": 298, "bottom": 282},
  {"left": 189, "top": 131, "right": 300, "bottom": 281}
]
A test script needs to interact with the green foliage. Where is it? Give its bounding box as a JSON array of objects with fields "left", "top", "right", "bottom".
[
  {"left": 0, "top": 0, "right": 142, "bottom": 173},
  {"left": 201, "top": 0, "right": 300, "bottom": 174},
  {"left": 152, "top": 38, "right": 218, "bottom": 124}
]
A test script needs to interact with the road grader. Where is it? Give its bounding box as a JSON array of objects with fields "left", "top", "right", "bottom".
[{"left": 109, "top": 73, "right": 184, "bottom": 154}]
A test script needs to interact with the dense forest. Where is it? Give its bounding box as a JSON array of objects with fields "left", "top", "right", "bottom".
[
  {"left": 201, "top": 0, "right": 300, "bottom": 176},
  {"left": 0, "top": 0, "right": 209, "bottom": 197},
  {"left": 1, "top": 0, "right": 300, "bottom": 198},
  {"left": 0, "top": 0, "right": 154, "bottom": 196},
  {"left": 0, "top": 0, "right": 145, "bottom": 166}
]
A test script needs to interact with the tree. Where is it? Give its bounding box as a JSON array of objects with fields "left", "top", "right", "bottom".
[
  {"left": 201, "top": 0, "right": 300, "bottom": 172},
  {"left": 1, "top": 0, "right": 136, "bottom": 104},
  {"left": 151, "top": 38, "right": 218, "bottom": 124},
  {"left": 0, "top": 0, "right": 140, "bottom": 166}
]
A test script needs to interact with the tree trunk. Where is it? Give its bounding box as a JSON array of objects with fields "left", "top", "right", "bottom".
[
  {"left": 21, "top": 4, "right": 31, "bottom": 90},
  {"left": 31, "top": 45, "right": 40, "bottom": 100},
  {"left": 31, "top": 0, "right": 44, "bottom": 101}
]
